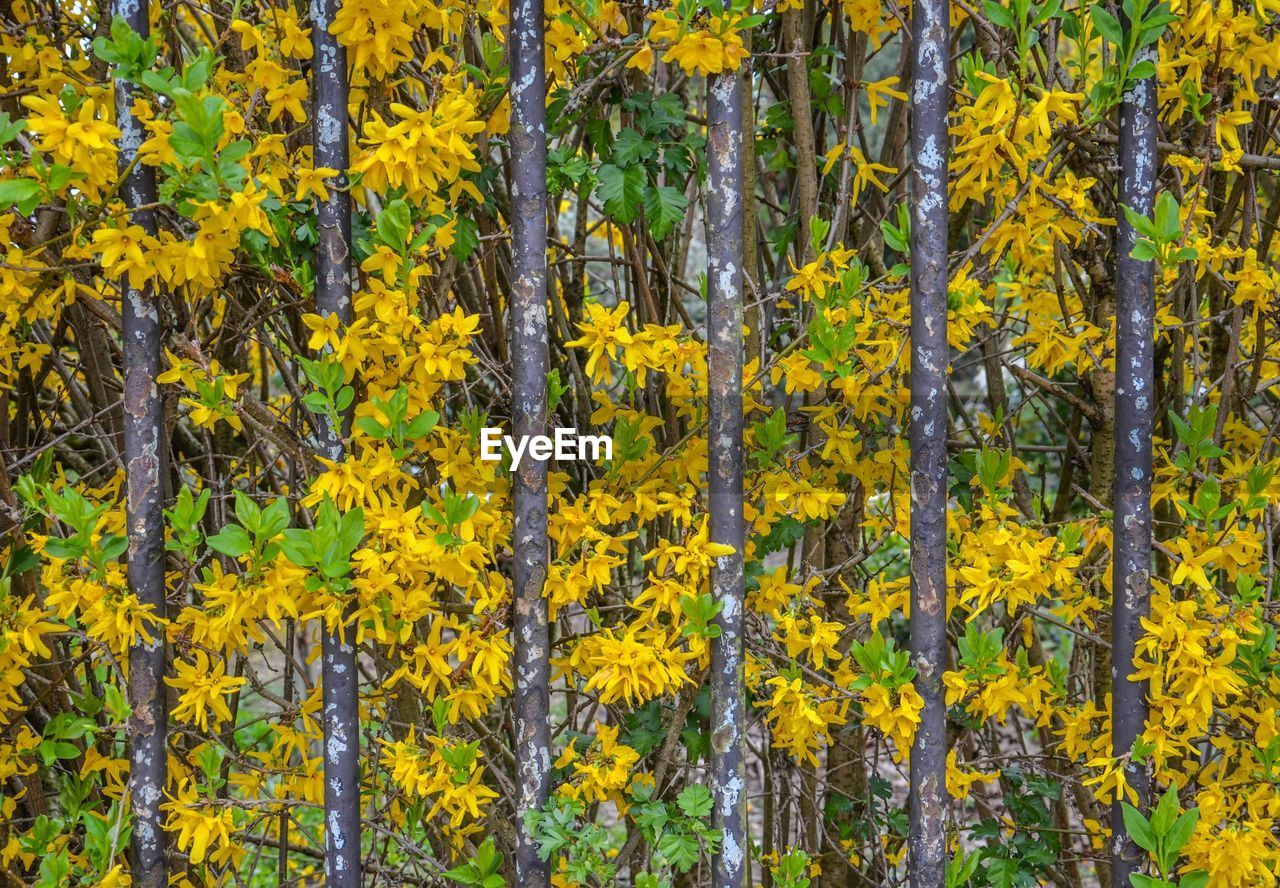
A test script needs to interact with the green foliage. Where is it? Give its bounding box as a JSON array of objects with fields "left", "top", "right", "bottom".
[
  {"left": 91, "top": 16, "right": 160, "bottom": 81},
  {"left": 957, "top": 624, "right": 1005, "bottom": 681},
  {"left": 356, "top": 385, "right": 439, "bottom": 457},
  {"left": 1123, "top": 789, "right": 1208, "bottom": 887},
  {"left": 444, "top": 836, "right": 505, "bottom": 887},
  {"left": 0, "top": 176, "right": 42, "bottom": 215},
  {"left": 982, "top": 0, "right": 1062, "bottom": 78},
  {"left": 585, "top": 92, "right": 698, "bottom": 240},
  {"left": 627, "top": 776, "right": 722, "bottom": 877},
  {"left": 547, "top": 368, "right": 570, "bottom": 413},
  {"left": 525, "top": 797, "right": 618, "bottom": 884},
  {"left": 206, "top": 490, "right": 291, "bottom": 565},
  {"left": 849, "top": 632, "right": 915, "bottom": 690},
  {"left": 279, "top": 496, "right": 365, "bottom": 593},
  {"left": 751, "top": 408, "right": 797, "bottom": 466},
  {"left": 1125, "top": 193, "right": 1197, "bottom": 268},
  {"left": 678, "top": 591, "right": 723, "bottom": 639},
  {"left": 772, "top": 849, "right": 813, "bottom": 888},
  {"left": 1082, "top": 0, "right": 1177, "bottom": 115},
  {"left": 968, "top": 770, "right": 1062, "bottom": 886},
  {"left": 299, "top": 354, "right": 355, "bottom": 435},
  {"left": 606, "top": 415, "right": 653, "bottom": 475},
  {"left": 878, "top": 200, "right": 913, "bottom": 277},
  {"left": 597, "top": 163, "right": 646, "bottom": 223},
  {"left": 164, "top": 486, "right": 210, "bottom": 561},
  {"left": 421, "top": 485, "right": 481, "bottom": 546},
  {"left": 96, "top": 19, "right": 247, "bottom": 201},
  {"left": 803, "top": 310, "right": 857, "bottom": 377},
  {"left": 973, "top": 446, "right": 1012, "bottom": 500},
  {"left": 1168, "top": 405, "right": 1227, "bottom": 470},
  {"left": 16, "top": 481, "right": 124, "bottom": 576}
]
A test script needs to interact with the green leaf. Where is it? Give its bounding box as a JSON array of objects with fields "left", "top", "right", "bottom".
[
  {"left": 207, "top": 525, "right": 251, "bottom": 558},
  {"left": 984, "top": 0, "right": 1016, "bottom": 28},
  {"left": 1164, "top": 806, "right": 1199, "bottom": 855},
  {"left": 612, "top": 128, "right": 657, "bottom": 167},
  {"left": 1153, "top": 192, "right": 1182, "bottom": 241},
  {"left": 377, "top": 199, "right": 412, "bottom": 251},
  {"left": 1129, "top": 240, "right": 1160, "bottom": 262},
  {"left": 170, "top": 94, "right": 226, "bottom": 164},
  {"left": 261, "top": 497, "right": 292, "bottom": 538},
  {"left": 676, "top": 784, "right": 713, "bottom": 818},
  {"left": 98, "top": 534, "right": 128, "bottom": 562},
  {"left": 1123, "top": 204, "right": 1158, "bottom": 240},
  {"left": 279, "top": 528, "right": 316, "bottom": 568},
  {"left": 92, "top": 16, "right": 159, "bottom": 79},
  {"left": 1129, "top": 58, "right": 1157, "bottom": 80},
  {"left": 356, "top": 416, "right": 389, "bottom": 439},
  {"left": 233, "top": 489, "right": 262, "bottom": 535},
  {"left": 1121, "top": 801, "right": 1157, "bottom": 853},
  {"left": 596, "top": 163, "right": 645, "bottom": 224},
  {"left": 657, "top": 831, "right": 701, "bottom": 873},
  {"left": 644, "top": 184, "right": 687, "bottom": 240},
  {"left": 0, "top": 178, "right": 41, "bottom": 214},
  {"left": 1091, "top": 5, "right": 1123, "bottom": 45},
  {"left": 406, "top": 409, "right": 440, "bottom": 439},
  {"left": 0, "top": 112, "right": 26, "bottom": 147}
]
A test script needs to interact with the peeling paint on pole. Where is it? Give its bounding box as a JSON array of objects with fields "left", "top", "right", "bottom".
[
  {"left": 114, "top": 0, "right": 168, "bottom": 883},
  {"left": 509, "top": 0, "right": 552, "bottom": 882},
  {"left": 707, "top": 66, "right": 746, "bottom": 888},
  {"left": 1111, "top": 40, "right": 1157, "bottom": 888},
  {"left": 908, "top": 0, "right": 949, "bottom": 883},
  {"left": 311, "top": 0, "right": 361, "bottom": 883}
]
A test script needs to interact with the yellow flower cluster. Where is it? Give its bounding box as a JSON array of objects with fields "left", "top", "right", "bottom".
[{"left": 647, "top": 9, "right": 750, "bottom": 76}]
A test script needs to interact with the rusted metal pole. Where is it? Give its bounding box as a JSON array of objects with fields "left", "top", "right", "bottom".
[
  {"left": 707, "top": 66, "right": 747, "bottom": 888},
  {"left": 1111, "top": 35, "right": 1156, "bottom": 888},
  {"left": 907, "top": 0, "right": 950, "bottom": 881},
  {"left": 509, "top": 0, "right": 552, "bottom": 881},
  {"left": 116, "top": 0, "right": 167, "bottom": 883},
  {"left": 310, "top": 0, "right": 360, "bottom": 882}
]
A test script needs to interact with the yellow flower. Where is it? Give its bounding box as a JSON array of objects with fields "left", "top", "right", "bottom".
[
  {"left": 1169, "top": 536, "right": 1223, "bottom": 591},
  {"left": 294, "top": 166, "right": 340, "bottom": 202},
  {"left": 302, "top": 312, "right": 344, "bottom": 351},
  {"left": 627, "top": 44, "right": 655, "bottom": 72},
  {"left": 93, "top": 224, "right": 159, "bottom": 289},
  {"left": 1083, "top": 756, "right": 1138, "bottom": 806},
  {"left": 863, "top": 76, "right": 907, "bottom": 125},
  {"left": 861, "top": 682, "right": 923, "bottom": 759},
  {"left": 565, "top": 301, "right": 635, "bottom": 384},
  {"left": 655, "top": 12, "right": 749, "bottom": 76},
  {"left": 166, "top": 651, "right": 246, "bottom": 730},
  {"left": 946, "top": 749, "right": 1000, "bottom": 799},
  {"left": 163, "top": 779, "right": 235, "bottom": 865}
]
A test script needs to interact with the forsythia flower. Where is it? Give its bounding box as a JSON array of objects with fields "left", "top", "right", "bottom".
[{"left": 166, "top": 651, "right": 247, "bottom": 730}]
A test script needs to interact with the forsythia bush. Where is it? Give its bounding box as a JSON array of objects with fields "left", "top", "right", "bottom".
[{"left": 0, "top": 0, "right": 1277, "bottom": 885}]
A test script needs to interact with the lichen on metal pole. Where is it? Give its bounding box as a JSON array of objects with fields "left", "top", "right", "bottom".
[
  {"left": 907, "top": 0, "right": 950, "bottom": 881},
  {"left": 115, "top": 0, "right": 167, "bottom": 883},
  {"left": 707, "top": 66, "right": 747, "bottom": 888},
  {"left": 1111, "top": 38, "right": 1157, "bottom": 888},
  {"left": 509, "top": 0, "right": 552, "bottom": 881},
  {"left": 310, "top": 0, "right": 361, "bottom": 882}
]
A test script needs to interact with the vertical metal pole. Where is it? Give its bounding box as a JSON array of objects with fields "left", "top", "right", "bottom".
[
  {"left": 1111, "top": 36, "right": 1157, "bottom": 888},
  {"left": 116, "top": 0, "right": 167, "bottom": 883},
  {"left": 708, "top": 66, "right": 747, "bottom": 888},
  {"left": 509, "top": 0, "right": 552, "bottom": 882},
  {"left": 311, "top": 0, "right": 360, "bottom": 882},
  {"left": 907, "top": 0, "right": 950, "bottom": 882}
]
